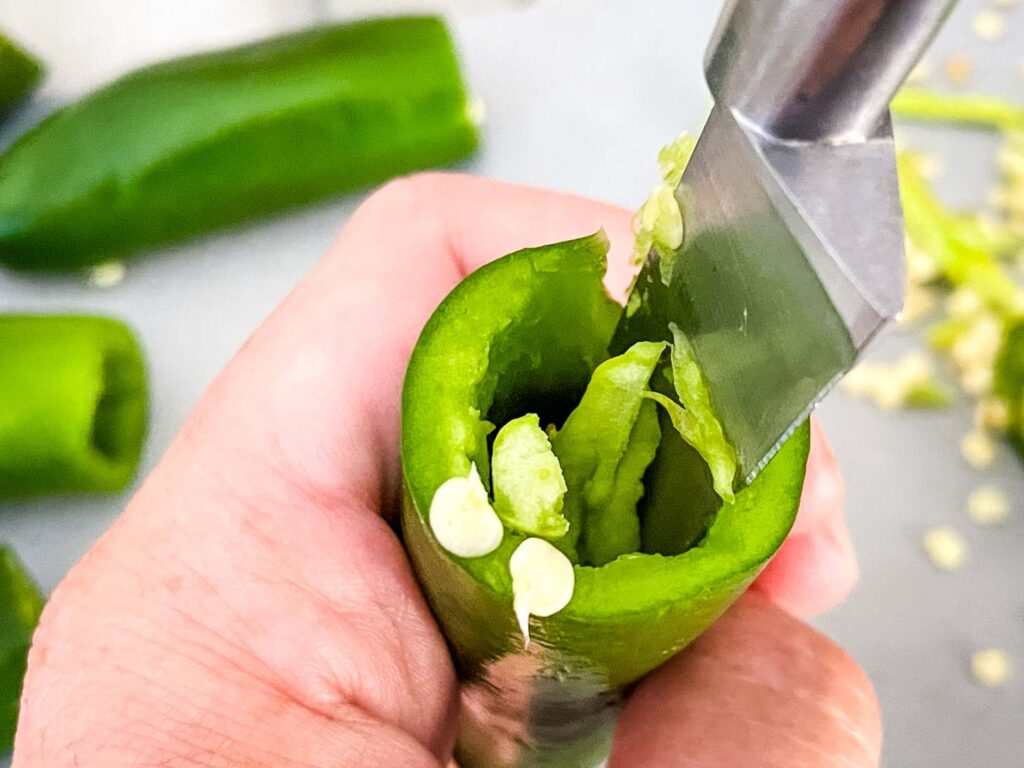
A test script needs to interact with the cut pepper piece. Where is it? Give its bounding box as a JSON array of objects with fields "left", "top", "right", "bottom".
[
  {"left": 401, "top": 233, "right": 808, "bottom": 767},
  {"left": 0, "top": 32, "right": 42, "bottom": 120},
  {"left": 0, "top": 315, "right": 148, "bottom": 497},
  {"left": 0, "top": 545, "right": 45, "bottom": 752},
  {"left": 0, "top": 16, "right": 479, "bottom": 270}
]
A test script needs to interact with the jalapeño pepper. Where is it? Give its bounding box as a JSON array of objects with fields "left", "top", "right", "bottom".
[
  {"left": 401, "top": 232, "right": 808, "bottom": 767},
  {"left": 0, "top": 16, "right": 478, "bottom": 271}
]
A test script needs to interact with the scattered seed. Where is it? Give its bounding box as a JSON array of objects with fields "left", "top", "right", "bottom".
[
  {"left": 945, "top": 55, "right": 973, "bottom": 87},
  {"left": 466, "top": 97, "right": 487, "bottom": 128},
  {"left": 971, "top": 648, "right": 1013, "bottom": 687},
  {"left": 923, "top": 526, "right": 968, "bottom": 570},
  {"left": 973, "top": 10, "right": 1006, "bottom": 40},
  {"left": 907, "top": 60, "right": 931, "bottom": 86},
  {"left": 968, "top": 486, "right": 1011, "bottom": 525},
  {"left": 945, "top": 287, "right": 983, "bottom": 318},
  {"left": 915, "top": 152, "right": 943, "bottom": 180},
  {"left": 960, "top": 366, "right": 993, "bottom": 396},
  {"left": 86, "top": 261, "right": 126, "bottom": 288},
  {"left": 961, "top": 429, "right": 997, "bottom": 468},
  {"left": 974, "top": 398, "right": 1011, "bottom": 430},
  {"left": 900, "top": 282, "right": 936, "bottom": 324}
]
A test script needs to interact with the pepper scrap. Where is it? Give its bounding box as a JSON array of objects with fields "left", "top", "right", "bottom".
[
  {"left": 0, "top": 545, "right": 45, "bottom": 752},
  {"left": 0, "top": 316, "right": 147, "bottom": 497},
  {"left": 0, "top": 16, "right": 479, "bottom": 271},
  {"left": 401, "top": 231, "right": 808, "bottom": 767},
  {"left": 0, "top": 32, "right": 42, "bottom": 120}
]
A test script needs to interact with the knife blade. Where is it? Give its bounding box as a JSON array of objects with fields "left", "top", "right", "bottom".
[{"left": 612, "top": 0, "right": 957, "bottom": 486}]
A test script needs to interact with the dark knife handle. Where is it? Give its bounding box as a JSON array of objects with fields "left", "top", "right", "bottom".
[{"left": 705, "top": 0, "right": 958, "bottom": 142}]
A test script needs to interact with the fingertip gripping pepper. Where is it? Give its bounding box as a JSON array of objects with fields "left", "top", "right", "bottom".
[{"left": 0, "top": 315, "right": 148, "bottom": 497}]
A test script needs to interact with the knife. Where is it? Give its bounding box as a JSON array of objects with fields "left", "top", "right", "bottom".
[{"left": 612, "top": 0, "right": 958, "bottom": 486}]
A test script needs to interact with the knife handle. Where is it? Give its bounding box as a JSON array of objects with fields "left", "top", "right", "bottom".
[{"left": 705, "top": 0, "right": 957, "bottom": 143}]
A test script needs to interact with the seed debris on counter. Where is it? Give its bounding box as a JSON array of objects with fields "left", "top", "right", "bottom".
[
  {"left": 923, "top": 526, "right": 969, "bottom": 571},
  {"left": 841, "top": 352, "right": 951, "bottom": 409},
  {"left": 961, "top": 428, "right": 998, "bottom": 468},
  {"left": 86, "top": 261, "right": 127, "bottom": 289},
  {"left": 971, "top": 648, "right": 1013, "bottom": 687},
  {"left": 945, "top": 55, "right": 973, "bottom": 87},
  {"left": 967, "top": 485, "right": 1012, "bottom": 525}
]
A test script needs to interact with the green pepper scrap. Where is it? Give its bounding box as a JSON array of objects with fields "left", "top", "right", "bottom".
[
  {"left": 0, "top": 316, "right": 148, "bottom": 497},
  {"left": 0, "top": 32, "right": 42, "bottom": 120},
  {"left": 892, "top": 89, "right": 1024, "bottom": 454},
  {"left": 995, "top": 321, "right": 1024, "bottom": 447},
  {"left": 401, "top": 232, "right": 807, "bottom": 767},
  {"left": 0, "top": 16, "right": 479, "bottom": 271},
  {"left": 893, "top": 89, "right": 1024, "bottom": 133},
  {"left": 0, "top": 545, "right": 44, "bottom": 752}
]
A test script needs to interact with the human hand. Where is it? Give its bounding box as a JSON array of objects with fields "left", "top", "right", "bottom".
[{"left": 13, "top": 174, "right": 879, "bottom": 767}]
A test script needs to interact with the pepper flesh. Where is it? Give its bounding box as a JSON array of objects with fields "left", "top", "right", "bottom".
[
  {"left": 0, "top": 32, "right": 42, "bottom": 120},
  {"left": 0, "top": 545, "right": 45, "bottom": 752},
  {"left": 0, "top": 315, "right": 148, "bottom": 497},
  {"left": 0, "top": 16, "right": 479, "bottom": 270},
  {"left": 401, "top": 233, "right": 807, "bottom": 767},
  {"left": 552, "top": 340, "right": 665, "bottom": 566}
]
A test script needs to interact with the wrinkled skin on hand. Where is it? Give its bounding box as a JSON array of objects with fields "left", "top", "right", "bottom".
[{"left": 14, "top": 175, "right": 878, "bottom": 768}]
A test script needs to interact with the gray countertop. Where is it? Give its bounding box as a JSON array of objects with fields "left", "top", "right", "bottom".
[{"left": 1, "top": 1, "right": 1022, "bottom": 766}]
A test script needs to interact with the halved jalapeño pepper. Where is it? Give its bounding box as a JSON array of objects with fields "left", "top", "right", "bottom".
[{"left": 401, "top": 232, "right": 808, "bottom": 767}]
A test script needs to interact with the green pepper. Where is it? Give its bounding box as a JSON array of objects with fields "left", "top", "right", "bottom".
[
  {"left": 0, "top": 16, "right": 478, "bottom": 271},
  {"left": 893, "top": 89, "right": 1024, "bottom": 133},
  {"left": 898, "top": 152, "right": 1022, "bottom": 317},
  {"left": 401, "top": 232, "right": 808, "bottom": 767},
  {"left": 0, "top": 32, "right": 42, "bottom": 120},
  {"left": 0, "top": 315, "right": 147, "bottom": 497},
  {"left": 995, "top": 320, "right": 1024, "bottom": 447},
  {"left": 0, "top": 545, "right": 44, "bottom": 751}
]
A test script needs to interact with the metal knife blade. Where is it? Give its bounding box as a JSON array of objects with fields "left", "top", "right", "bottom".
[
  {"left": 612, "top": 105, "right": 902, "bottom": 483},
  {"left": 612, "top": 0, "right": 956, "bottom": 487}
]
